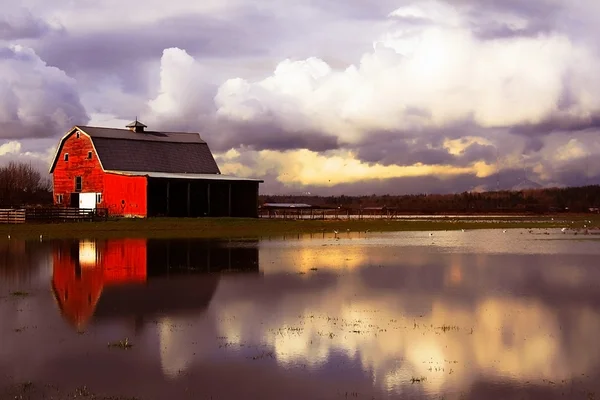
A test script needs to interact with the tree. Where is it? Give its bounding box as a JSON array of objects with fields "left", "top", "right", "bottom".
[{"left": 0, "top": 162, "right": 52, "bottom": 206}]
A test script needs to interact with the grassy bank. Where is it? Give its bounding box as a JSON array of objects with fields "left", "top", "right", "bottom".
[{"left": 0, "top": 215, "right": 598, "bottom": 240}]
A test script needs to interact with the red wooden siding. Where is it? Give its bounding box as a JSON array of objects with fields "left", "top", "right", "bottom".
[
  {"left": 52, "top": 130, "right": 104, "bottom": 207},
  {"left": 52, "top": 129, "right": 148, "bottom": 217},
  {"left": 103, "top": 173, "right": 147, "bottom": 217}
]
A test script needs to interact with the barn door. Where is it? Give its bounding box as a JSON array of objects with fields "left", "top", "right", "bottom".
[
  {"left": 79, "top": 193, "right": 97, "bottom": 210},
  {"left": 70, "top": 193, "right": 79, "bottom": 207}
]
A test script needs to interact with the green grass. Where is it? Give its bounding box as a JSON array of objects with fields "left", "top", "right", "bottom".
[{"left": 0, "top": 215, "right": 598, "bottom": 240}]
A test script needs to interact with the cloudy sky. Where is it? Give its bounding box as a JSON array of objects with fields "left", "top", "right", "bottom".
[{"left": 1, "top": 0, "right": 600, "bottom": 195}]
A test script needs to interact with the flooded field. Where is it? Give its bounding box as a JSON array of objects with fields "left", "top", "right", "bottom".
[{"left": 1, "top": 229, "right": 600, "bottom": 399}]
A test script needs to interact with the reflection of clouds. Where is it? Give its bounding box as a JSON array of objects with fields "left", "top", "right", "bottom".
[
  {"left": 158, "top": 316, "right": 194, "bottom": 379},
  {"left": 473, "top": 299, "right": 560, "bottom": 380},
  {"left": 213, "top": 272, "right": 600, "bottom": 396},
  {"left": 131, "top": 231, "right": 600, "bottom": 395},
  {"left": 260, "top": 241, "right": 371, "bottom": 273}
]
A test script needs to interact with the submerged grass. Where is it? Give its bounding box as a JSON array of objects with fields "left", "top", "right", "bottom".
[
  {"left": 0, "top": 215, "right": 598, "bottom": 240},
  {"left": 107, "top": 338, "right": 133, "bottom": 350}
]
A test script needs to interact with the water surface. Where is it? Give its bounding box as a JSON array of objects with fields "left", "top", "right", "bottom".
[{"left": 1, "top": 229, "right": 600, "bottom": 399}]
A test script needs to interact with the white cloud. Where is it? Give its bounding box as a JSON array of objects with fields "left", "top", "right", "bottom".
[
  {"left": 146, "top": 47, "right": 216, "bottom": 127},
  {"left": 215, "top": 3, "right": 599, "bottom": 143},
  {"left": 6, "top": 0, "right": 600, "bottom": 191},
  {"left": 0, "top": 139, "right": 56, "bottom": 175},
  {"left": 0, "top": 141, "right": 21, "bottom": 156}
]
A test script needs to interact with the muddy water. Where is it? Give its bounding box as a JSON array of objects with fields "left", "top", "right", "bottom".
[{"left": 1, "top": 229, "right": 600, "bottom": 399}]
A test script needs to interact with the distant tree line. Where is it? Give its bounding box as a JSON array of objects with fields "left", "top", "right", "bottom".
[
  {"left": 261, "top": 185, "right": 600, "bottom": 214},
  {"left": 0, "top": 162, "right": 52, "bottom": 207}
]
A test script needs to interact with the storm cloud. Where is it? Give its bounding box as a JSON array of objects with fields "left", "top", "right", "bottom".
[
  {"left": 0, "top": 45, "right": 88, "bottom": 140},
  {"left": 1, "top": 0, "right": 600, "bottom": 194}
]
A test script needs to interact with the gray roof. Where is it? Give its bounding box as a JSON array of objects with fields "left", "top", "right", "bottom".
[
  {"left": 50, "top": 126, "right": 220, "bottom": 174},
  {"left": 79, "top": 126, "right": 206, "bottom": 143}
]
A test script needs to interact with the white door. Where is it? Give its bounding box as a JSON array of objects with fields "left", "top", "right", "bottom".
[{"left": 79, "top": 193, "right": 97, "bottom": 210}]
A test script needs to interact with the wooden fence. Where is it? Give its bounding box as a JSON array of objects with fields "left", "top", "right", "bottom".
[
  {"left": 0, "top": 207, "right": 109, "bottom": 224},
  {"left": 25, "top": 207, "right": 109, "bottom": 223},
  {"left": 0, "top": 209, "right": 26, "bottom": 224}
]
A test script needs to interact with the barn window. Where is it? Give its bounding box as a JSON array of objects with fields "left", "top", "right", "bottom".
[
  {"left": 64, "top": 153, "right": 69, "bottom": 161},
  {"left": 56, "top": 194, "right": 63, "bottom": 204},
  {"left": 96, "top": 193, "right": 102, "bottom": 204},
  {"left": 75, "top": 176, "right": 82, "bottom": 192},
  {"left": 76, "top": 132, "right": 80, "bottom": 138},
  {"left": 87, "top": 151, "right": 92, "bottom": 159}
]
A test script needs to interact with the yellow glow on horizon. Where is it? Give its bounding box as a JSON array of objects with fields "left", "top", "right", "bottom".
[{"left": 218, "top": 148, "right": 497, "bottom": 186}]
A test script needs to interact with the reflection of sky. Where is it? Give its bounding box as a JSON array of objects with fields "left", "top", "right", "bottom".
[
  {"left": 155, "top": 230, "right": 600, "bottom": 397},
  {"left": 1, "top": 231, "right": 600, "bottom": 399}
]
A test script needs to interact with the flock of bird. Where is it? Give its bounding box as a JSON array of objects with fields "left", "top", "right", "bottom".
[
  {"left": 5, "top": 220, "right": 597, "bottom": 242},
  {"left": 328, "top": 220, "right": 596, "bottom": 240}
]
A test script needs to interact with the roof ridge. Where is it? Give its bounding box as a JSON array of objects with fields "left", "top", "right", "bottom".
[{"left": 77, "top": 125, "right": 202, "bottom": 135}]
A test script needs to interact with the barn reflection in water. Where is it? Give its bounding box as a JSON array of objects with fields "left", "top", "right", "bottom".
[{"left": 50, "top": 238, "right": 260, "bottom": 331}]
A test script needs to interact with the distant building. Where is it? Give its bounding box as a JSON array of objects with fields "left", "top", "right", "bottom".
[{"left": 49, "top": 120, "right": 262, "bottom": 217}]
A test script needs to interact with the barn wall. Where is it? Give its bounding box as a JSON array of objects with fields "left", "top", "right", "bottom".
[
  {"left": 52, "top": 130, "right": 104, "bottom": 207},
  {"left": 103, "top": 174, "right": 147, "bottom": 217}
]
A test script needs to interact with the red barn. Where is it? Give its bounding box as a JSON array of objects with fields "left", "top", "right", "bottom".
[{"left": 49, "top": 120, "right": 262, "bottom": 218}]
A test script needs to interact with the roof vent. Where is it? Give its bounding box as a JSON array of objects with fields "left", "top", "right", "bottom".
[{"left": 126, "top": 118, "right": 147, "bottom": 133}]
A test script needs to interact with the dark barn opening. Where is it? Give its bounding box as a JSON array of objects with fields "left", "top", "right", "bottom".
[
  {"left": 146, "top": 238, "right": 259, "bottom": 274},
  {"left": 146, "top": 177, "right": 260, "bottom": 218}
]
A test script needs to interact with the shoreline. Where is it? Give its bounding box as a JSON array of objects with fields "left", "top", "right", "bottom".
[{"left": 0, "top": 215, "right": 598, "bottom": 240}]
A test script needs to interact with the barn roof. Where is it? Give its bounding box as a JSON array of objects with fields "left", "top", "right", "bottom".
[{"left": 49, "top": 125, "right": 221, "bottom": 174}]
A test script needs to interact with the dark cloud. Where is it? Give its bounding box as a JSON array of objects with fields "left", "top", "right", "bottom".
[
  {"left": 354, "top": 136, "right": 455, "bottom": 166},
  {"left": 32, "top": 7, "right": 296, "bottom": 95},
  {"left": 0, "top": 46, "right": 89, "bottom": 140},
  {"left": 448, "top": 0, "right": 562, "bottom": 23},
  {"left": 209, "top": 120, "right": 340, "bottom": 153},
  {"left": 471, "top": 20, "right": 555, "bottom": 40},
  {"left": 0, "top": 9, "right": 55, "bottom": 40},
  {"left": 349, "top": 121, "right": 499, "bottom": 167},
  {"left": 511, "top": 113, "right": 600, "bottom": 136},
  {"left": 460, "top": 142, "right": 498, "bottom": 164}
]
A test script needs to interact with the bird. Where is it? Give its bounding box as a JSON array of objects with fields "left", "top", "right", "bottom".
[
  {"left": 39, "top": 235, "right": 43, "bottom": 242},
  {"left": 461, "top": 229, "right": 465, "bottom": 232},
  {"left": 503, "top": 230, "right": 507, "bottom": 233},
  {"left": 429, "top": 233, "right": 433, "bottom": 237},
  {"left": 7, "top": 235, "right": 10, "bottom": 240},
  {"left": 561, "top": 227, "right": 567, "bottom": 233}
]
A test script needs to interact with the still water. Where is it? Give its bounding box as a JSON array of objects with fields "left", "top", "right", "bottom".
[{"left": 1, "top": 230, "right": 600, "bottom": 399}]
